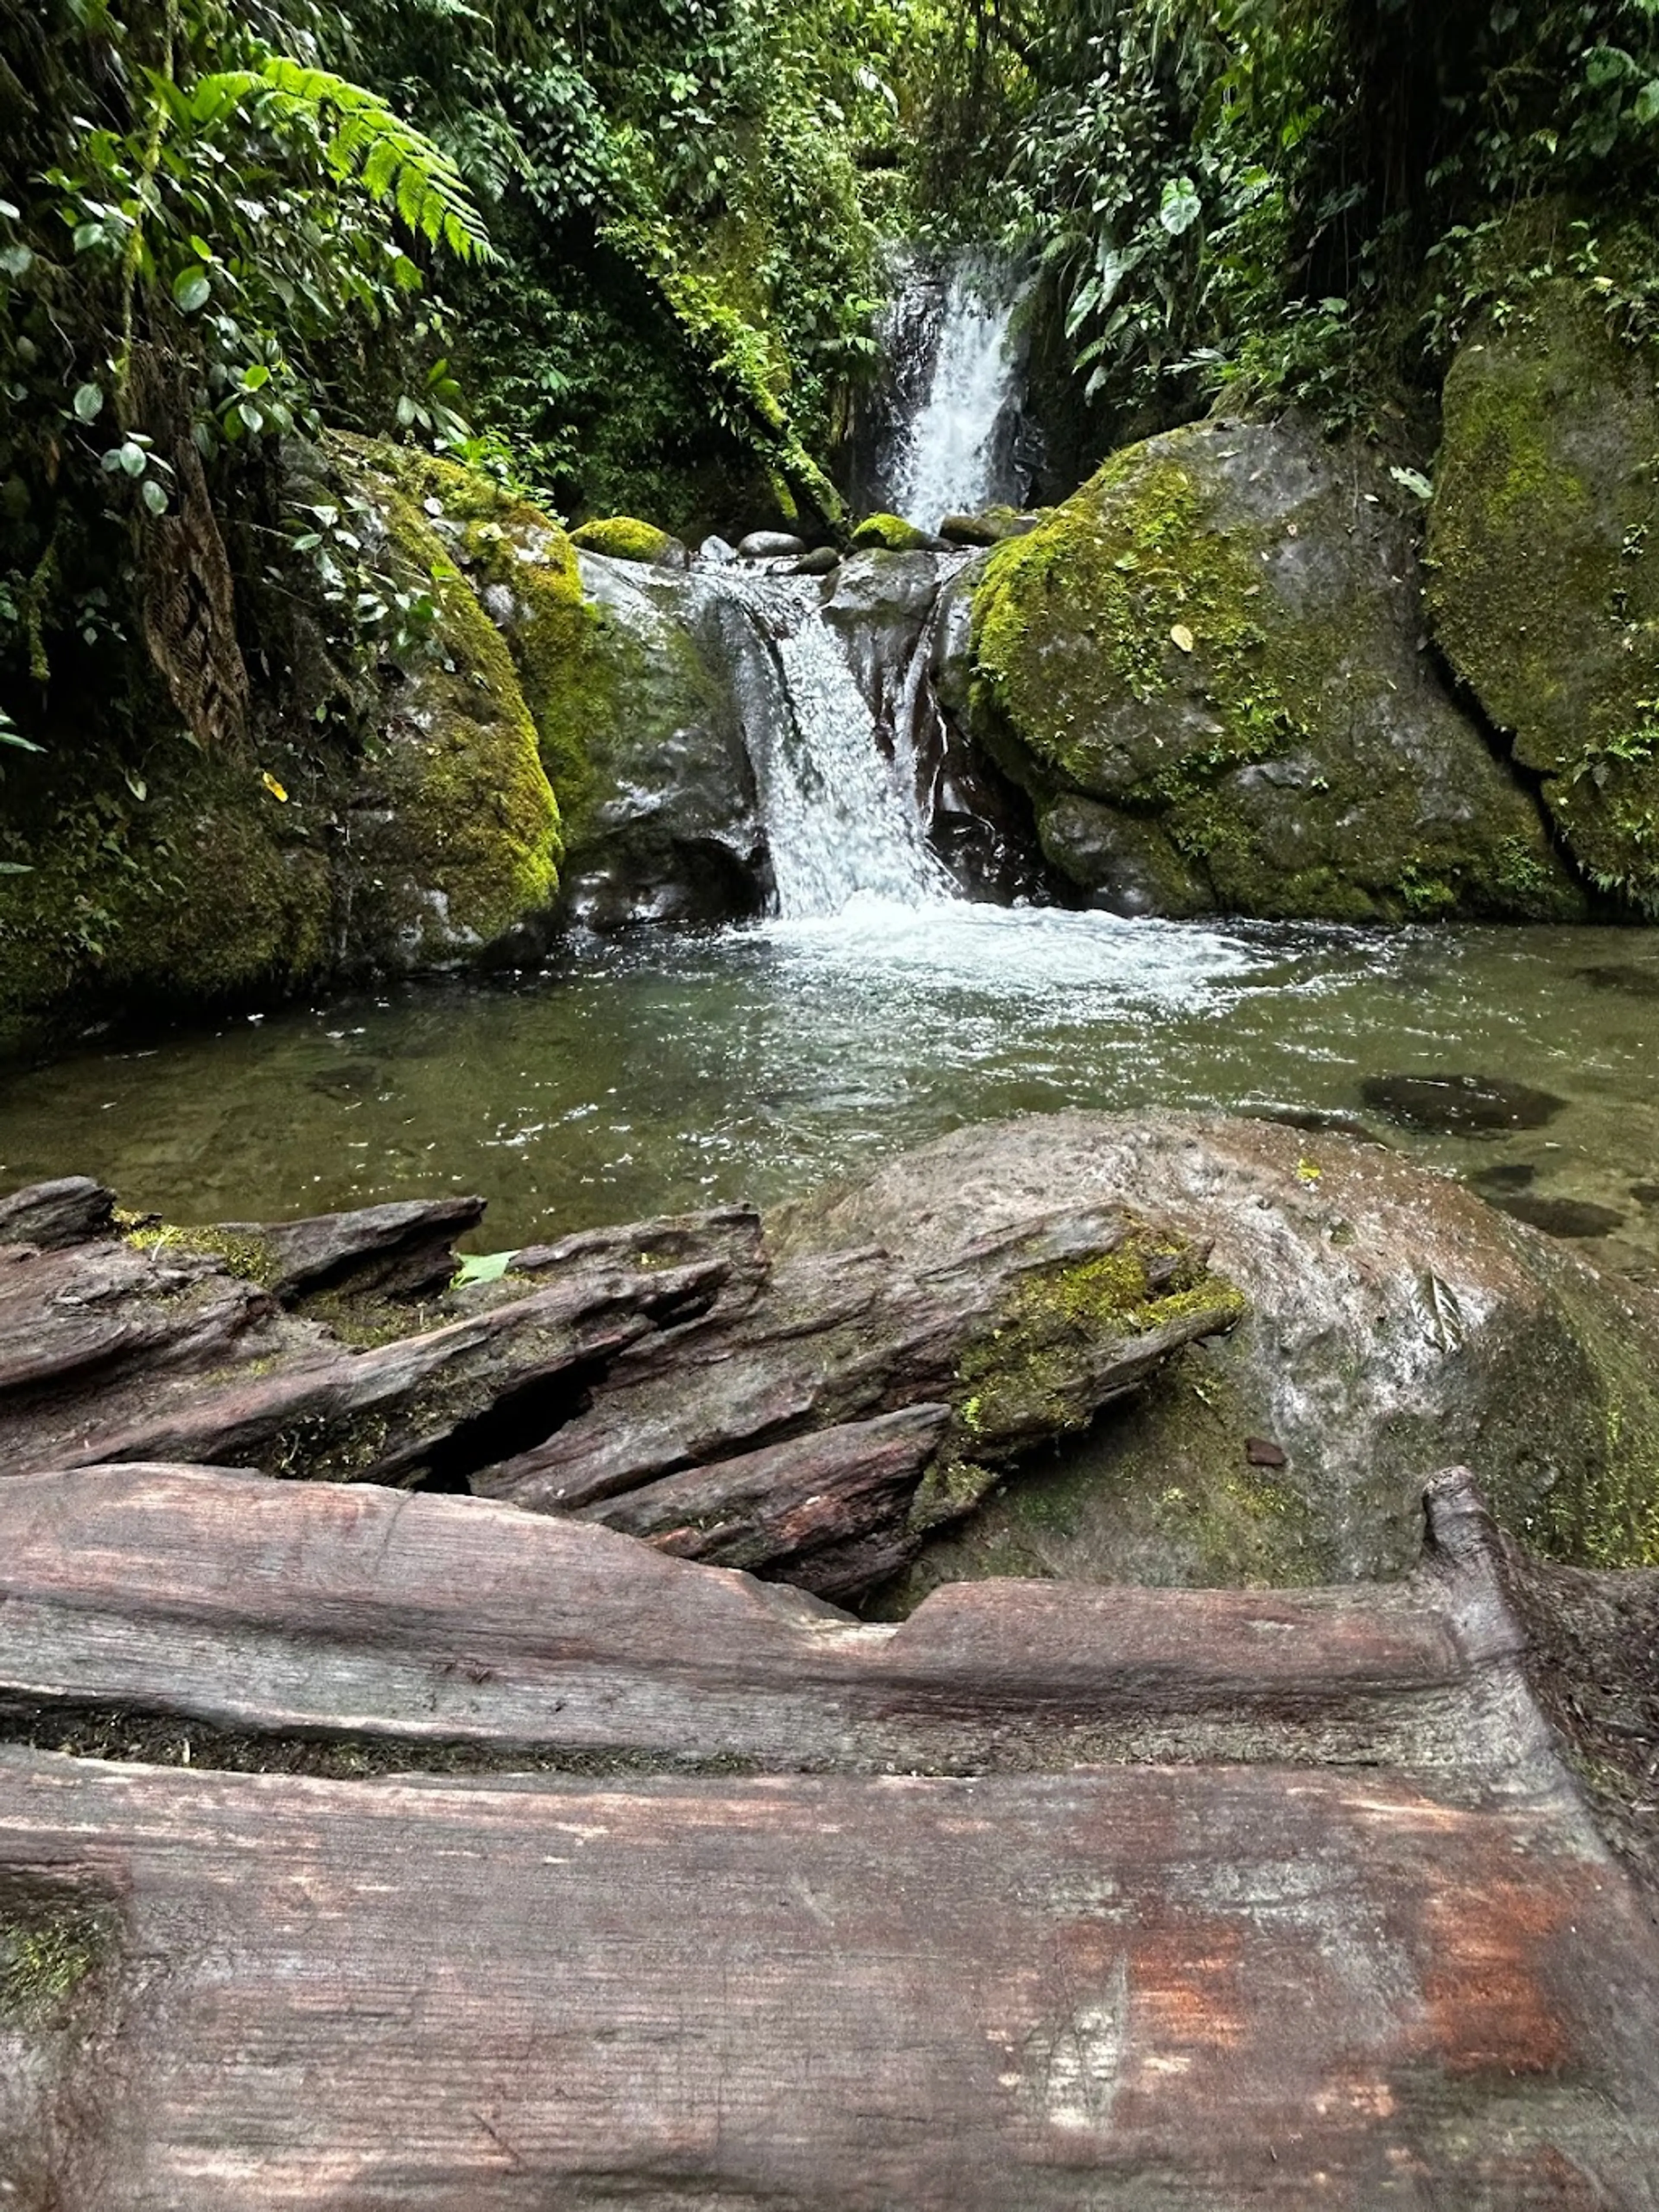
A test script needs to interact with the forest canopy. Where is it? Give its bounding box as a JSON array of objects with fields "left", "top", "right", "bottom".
[{"left": 3, "top": 0, "right": 1659, "bottom": 757}]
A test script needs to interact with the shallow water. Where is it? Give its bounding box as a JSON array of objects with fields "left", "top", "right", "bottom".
[{"left": 2, "top": 902, "right": 1657, "bottom": 1272}]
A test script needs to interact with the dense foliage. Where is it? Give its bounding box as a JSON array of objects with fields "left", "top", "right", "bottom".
[
  {"left": 6, "top": 0, "right": 1659, "bottom": 770},
  {"left": 916, "top": 0, "right": 1659, "bottom": 439}
]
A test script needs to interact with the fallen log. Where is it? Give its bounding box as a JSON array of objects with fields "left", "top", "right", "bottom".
[
  {"left": 0, "top": 1179, "right": 1241, "bottom": 1602},
  {"left": 1, "top": 1470, "right": 1657, "bottom": 2209}
]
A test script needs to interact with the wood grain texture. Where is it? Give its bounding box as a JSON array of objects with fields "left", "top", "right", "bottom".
[
  {"left": 3, "top": 1752, "right": 1657, "bottom": 2210},
  {"left": 0, "top": 1464, "right": 1562, "bottom": 1784},
  {"left": 0, "top": 1190, "right": 1239, "bottom": 1602}
]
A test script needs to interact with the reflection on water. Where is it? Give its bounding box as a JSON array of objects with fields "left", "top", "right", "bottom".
[{"left": 1, "top": 901, "right": 1656, "bottom": 1273}]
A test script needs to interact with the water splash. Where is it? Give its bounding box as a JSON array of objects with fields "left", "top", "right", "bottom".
[{"left": 886, "top": 256, "right": 1028, "bottom": 528}]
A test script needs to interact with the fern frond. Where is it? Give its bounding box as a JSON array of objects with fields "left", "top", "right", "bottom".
[{"left": 190, "top": 56, "right": 494, "bottom": 265}]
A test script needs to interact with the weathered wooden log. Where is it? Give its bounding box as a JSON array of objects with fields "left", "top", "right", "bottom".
[
  {"left": 0, "top": 1175, "right": 114, "bottom": 1251},
  {"left": 0, "top": 1464, "right": 1602, "bottom": 1796},
  {"left": 591, "top": 1404, "right": 956, "bottom": 1600},
  {"left": 2, "top": 1471, "right": 1658, "bottom": 2209},
  {"left": 225, "top": 1192, "right": 489, "bottom": 1303},
  {"left": 38, "top": 1253, "right": 736, "bottom": 1488},
  {"left": 0, "top": 1182, "right": 1239, "bottom": 1603},
  {"left": 477, "top": 1207, "right": 1239, "bottom": 1528}
]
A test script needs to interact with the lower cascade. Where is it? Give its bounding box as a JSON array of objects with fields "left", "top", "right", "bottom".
[{"left": 709, "top": 566, "right": 956, "bottom": 920}]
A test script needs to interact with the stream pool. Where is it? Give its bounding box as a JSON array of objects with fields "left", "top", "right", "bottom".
[{"left": 3, "top": 901, "right": 1657, "bottom": 1274}]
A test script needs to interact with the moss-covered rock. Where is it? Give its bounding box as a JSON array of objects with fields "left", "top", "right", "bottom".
[
  {"left": 971, "top": 415, "right": 1584, "bottom": 922},
  {"left": 0, "top": 745, "right": 334, "bottom": 1053},
  {"left": 938, "top": 506, "right": 1043, "bottom": 547},
  {"left": 852, "top": 512, "right": 941, "bottom": 553},
  {"left": 569, "top": 516, "right": 686, "bottom": 567},
  {"left": 350, "top": 449, "right": 768, "bottom": 936},
  {"left": 1427, "top": 268, "right": 1659, "bottom": 910},
  {"left": 776, "top": 1111, "right": 1659, "bottom": 1599},
  {"left": 344, "top": 452, "right": 563, "bottom": 967},
  {"left": 0, "top": 442, "right": 573, "bottom": 1044}
]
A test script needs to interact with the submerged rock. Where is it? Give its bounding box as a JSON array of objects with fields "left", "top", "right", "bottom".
[
  {"left": 775, "top": 1111, "right": 1659, "bottom": 1592},
  {"left": 1489, "top": 1193, "right": 1627, "bottom": 1241},
  {"left": 970, "top": 414, "right": 1585, "bottom": 923},
  {"left": 1428, "top": 246, "right": 1659, "bottom": 913},
  {"left": 1359, "top": 1070, "right": 1566, "bottom": 1134}
]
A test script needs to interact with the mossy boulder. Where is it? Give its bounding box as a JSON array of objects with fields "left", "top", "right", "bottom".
[
  {"left": 971, "top": 415, "right": 1583, "bottom": 922},
  {"left": 0, "top": 745, "right": 335, "bottom": 1053},
  {"left": 775, "top": 1112, "right": 1659, "bottom": 1600},
  {"left": 939, "top": 506, "right": 1043, "bottom": 547},
  {"left": 1427, "top": 271, "right": 1659, "bottom": 911},
  {"left": 569, "top": 517, "right": 686, "bottom": 568},
  {"left": 340, "top": 449, "right": 563, "bottom": 968},
  {"left": 557, "top": 553, "right": 771, "bottom": 930},
  {"left": 852, "top": 512, "right": 943, "bottom": 554}
]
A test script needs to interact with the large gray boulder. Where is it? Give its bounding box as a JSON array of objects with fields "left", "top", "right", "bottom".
[
  {"left": 969, "top": 415, "right": 1585, "bottom": 921},
  {"left": 776, "top": 1111, "right": 1659, "bottom": 1597}
]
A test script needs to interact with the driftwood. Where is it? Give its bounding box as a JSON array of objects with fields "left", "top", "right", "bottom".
[
  {"left": 0, "top": 1181, "right": 1239, "bottom": 1601},
  {"left": 2, "top": 1468, "right": 1659, "bottom": 2208}
]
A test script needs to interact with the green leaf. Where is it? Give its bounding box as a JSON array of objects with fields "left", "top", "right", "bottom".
[
  {"left": 1159, "top": 177, "right": 1202, "bottom": 237},
  {"left": 140, "top": 478, "right": 168, "bottom": 516},
  {"left": 116, "top": 440, "right": 148, "bottom": 477},
  {"left": 0, "top": 244, "right": 32, "bottom": 277},
  {"left": 0, "top": 861, "right": 35, "bottom": 872},
  {"left": 72, "top": 382, "right": 104, "bottom": 422},
  {"left": 236, "top": 401, "right": 264, "bottom": 434},
  {"left": 452, "top": 1250, "right": 513, "bottom": 1288},
  {"left": 0, "top": 729, "right": 44, "bottom": 752},
  {"left": 172, "top": 270, "right": 211, "bottom": 313}
]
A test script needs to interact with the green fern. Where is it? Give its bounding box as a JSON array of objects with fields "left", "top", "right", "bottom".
[{"left": 190, "top": 57, "right": 494, "bottom": 265}]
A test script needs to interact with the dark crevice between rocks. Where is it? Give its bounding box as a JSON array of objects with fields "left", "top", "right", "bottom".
[{"left": 1422, "top": 628, "right": 1618, "bottom": 919}]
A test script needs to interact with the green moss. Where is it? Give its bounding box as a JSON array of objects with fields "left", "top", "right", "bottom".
[
  {"left": 371, "top": 477, "right": 563, "bottom": 950},
  {"left": 952, "top": 1231, "right": 1246, "bottom": 1454},
  {"left": 0, "top": 742, "right": 336, "bottom": 1038},
  {"left": 972, "top": 419, "right": 1581, "bottom": 923},
  {"left": 124, "top": 1220, "right": 278, "bottom": 1286},
  {"left": 852, "top": 513, "right": 938, "bottom": 552},
  {"left": 0, "top": 1900, "right": 113, "bottom": 2026},
  {"left": 570, "top": 516, "right": 677, "bottom": 564},
  {"left": 1427, "top": 261, "right": 1659, "bottom": 911}
]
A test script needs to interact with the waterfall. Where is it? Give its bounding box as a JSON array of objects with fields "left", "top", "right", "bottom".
[
  {"left": 882, "top": 254, "right": 1029, "bottom": 529},
  {"left": 709, "top": 570, "right": 953, "bottom": 919}
]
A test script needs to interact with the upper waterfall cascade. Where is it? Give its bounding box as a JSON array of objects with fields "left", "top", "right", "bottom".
[{"left": 884, "top": 258, "right": 1029, "bottom": 529}]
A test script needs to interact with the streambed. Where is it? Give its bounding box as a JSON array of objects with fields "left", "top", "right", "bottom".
[{"left": 1, "top": 903, "right": 1656, "bottom": 1277}]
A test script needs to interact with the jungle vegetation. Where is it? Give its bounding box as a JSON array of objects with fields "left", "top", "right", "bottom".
[{"left": 2, "top": 0, "right": 1658, "bottom": 765}]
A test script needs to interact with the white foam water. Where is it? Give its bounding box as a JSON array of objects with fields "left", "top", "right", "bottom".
[
  {"left": 888, "top": 259, "right": 1026, "bottom": 528},
  {"left": 713, "top": 570, "right": 953, "bottom": 919}
]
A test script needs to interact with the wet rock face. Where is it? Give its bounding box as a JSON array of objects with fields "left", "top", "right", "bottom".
[
  {"left": 1428, "top": 254, "right": 1659, "bottom": 914},
  {"left": 969, "top": 414, "right": 1585, "bottom": 923},
  {"left": 559, "top": 554, "right": 773, "bottom": 932},
  {"left": 775, "top": 1111, "right": 1659, "bottom": 1595},
  {"left": 824, "top": 552, "right": 1050, "bottom": 903}
]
